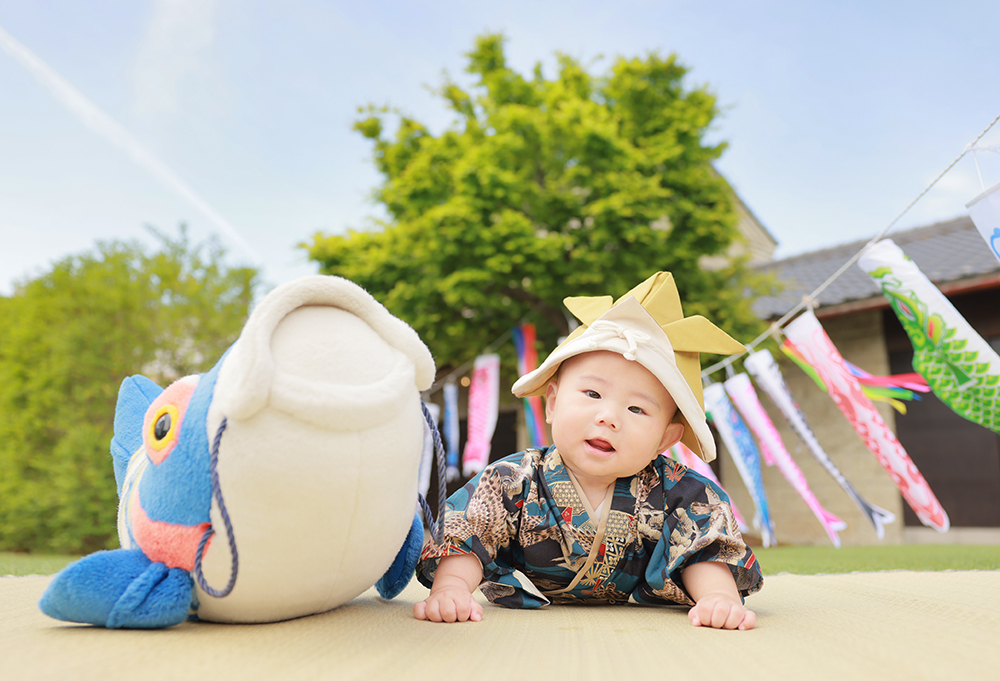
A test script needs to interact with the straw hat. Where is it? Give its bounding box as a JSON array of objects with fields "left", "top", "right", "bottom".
[{"left": 512, "top": 272, "right": 745, "bottom": 462}]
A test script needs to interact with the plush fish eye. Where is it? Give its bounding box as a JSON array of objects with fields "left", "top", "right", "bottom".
[
  {"left": 154, "top": 413, "right": 172, "bottom": 441},
  {"left": 146, "top": 403, "right": 181, "bottom": 457},
  {"left": 142, "top": 377, "right": 198, "bottom": 465}
]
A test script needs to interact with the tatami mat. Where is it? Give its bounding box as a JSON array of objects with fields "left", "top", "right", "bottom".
[{"left": 3, "top": 571, "right": 998, "bottom": 680}]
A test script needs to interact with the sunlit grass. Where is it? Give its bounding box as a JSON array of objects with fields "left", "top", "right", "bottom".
[
  {"left": 758, "top": 544, "right": 1000, "bottom": 575},
  {"left": 2, "top": 544, "right": 998, "bottom": 578},
  {"left": 0, "top": 552, "right": 78, "bottom": 576}
]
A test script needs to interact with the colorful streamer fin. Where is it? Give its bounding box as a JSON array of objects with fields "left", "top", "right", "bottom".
[
  {"left": 442, "top": 381, "right": 461, "bottom": 482},
  {"left": 859, "top": 238, "right": 1000, "bottom": 434},
  {"left": 666, "top": 443, "right": 749, "bottom": 533},
  {"left": 703, "top": 382, "right": 777, "bottom": 547},
  {"left": 724, "top": 373, "right": 847, "bottom": 547},
  {"left": 783, "top": 310, "right": 949, "bottom": 532},
  {"left": 744, "top": 349, "right": 896, "bottom": 539},
  {"left": 512, "top": 324, "right": 548, "bottom": 448},
  {"left": 462, "top": 354, "right": 500, "bottom": 477},
  {"left": 782, "top": 343, "right": 929, "bottom": 414}
]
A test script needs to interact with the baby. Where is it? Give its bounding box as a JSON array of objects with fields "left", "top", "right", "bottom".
[{"left": 415, "top": 273, "right": 763, "bottom": 629}]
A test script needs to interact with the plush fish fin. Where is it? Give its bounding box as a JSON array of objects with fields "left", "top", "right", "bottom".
[
  {"left": 39, "top": 548, "right": 192, "bottom": 629},
  {"left": 111, "top": 375, "right": 163, "bottom": 496},
  {"left": 375, "top": 512, "right": 423, "bottom": 600}
]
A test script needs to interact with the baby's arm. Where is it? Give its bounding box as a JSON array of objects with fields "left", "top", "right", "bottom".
[
  {"left": 681, "top": 560, "right": 756, "bottom": 630},
  {"left": 414, "top": 553, "right": 484, "bottom": 623}
]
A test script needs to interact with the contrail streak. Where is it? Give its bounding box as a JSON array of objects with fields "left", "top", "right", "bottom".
[{"left": 0, "top": 23, "right": 263, "bottom": 265}]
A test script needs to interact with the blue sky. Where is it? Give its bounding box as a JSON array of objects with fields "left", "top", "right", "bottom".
[{"left": 2, "top": 1, "right": 1000, "bottom": 296}]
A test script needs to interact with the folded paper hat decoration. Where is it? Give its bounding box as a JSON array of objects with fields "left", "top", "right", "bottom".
[{"left": 511, "top": 272, "right": 746, "bottom": 462}]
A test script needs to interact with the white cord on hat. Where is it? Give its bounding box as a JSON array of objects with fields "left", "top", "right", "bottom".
[{"left": 587, "top": 320, "right": 651, "bottom": 361}]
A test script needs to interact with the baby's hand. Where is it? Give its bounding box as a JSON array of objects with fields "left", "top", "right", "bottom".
[
  {"left": 688, "top": 591, "right": 756, "bottom": 630},
  {"left": 414, "top": 585, "right": 483, "bottom": 623}
]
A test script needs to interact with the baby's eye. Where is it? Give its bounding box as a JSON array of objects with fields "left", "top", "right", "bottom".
[
  {"left": 628, "top": 406, "right": 646, "bottom": 415},
  {"left": 585, "top": 390, "right": 601, "bottom": 399}
]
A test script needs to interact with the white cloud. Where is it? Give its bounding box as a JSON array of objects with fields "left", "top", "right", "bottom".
[
  {"left": 0, "top": 21, "right": 261, "bottom": 266},
  {"left": 133, "top": 0, "right": 218, "bottom": 116}
]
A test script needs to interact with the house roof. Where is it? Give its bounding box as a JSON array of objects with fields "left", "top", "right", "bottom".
[{"left": 752, "top": 216, "right": 1000, "bottom": 319}]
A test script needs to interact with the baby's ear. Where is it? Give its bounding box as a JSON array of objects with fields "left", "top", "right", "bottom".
[
  {"left": 544, "top": 381, "right": 558, "bottom": 424},
  {"left": 658, "top": 421, "right": 684, "bottom": 453}
]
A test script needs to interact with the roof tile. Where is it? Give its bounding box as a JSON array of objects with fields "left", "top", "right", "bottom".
[{"left": 752, "top": 216, "right": 1000, "bottom": 319}]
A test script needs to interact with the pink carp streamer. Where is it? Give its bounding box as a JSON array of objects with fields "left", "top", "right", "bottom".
[
  {"left": 744, "top": 349, "right": 895, "bottom": 539},
  {"left": 462, "top": 354, "right": 501, "bottom": 477},
  {"left": 783, "top": 310, "right": 949, "bottom": 532},
  {"left": 512, "top": 324, "right": 548, "bottom": 448},
  {"left": 784, "top": 345, "right": 930, "bottom": 414},
  {"left": 666, "top": 443, "right": 749, "bottom": 533},
  {"left": 724, "top": 373, "right": 847, "bottom": 547},
  {"left": 704, "top": 383, "right": 776, "bottom": 547}
]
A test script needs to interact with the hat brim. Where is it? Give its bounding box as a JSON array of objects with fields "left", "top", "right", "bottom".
[{"left": 512, "top": 297, "right": 719, "bottom": 462}]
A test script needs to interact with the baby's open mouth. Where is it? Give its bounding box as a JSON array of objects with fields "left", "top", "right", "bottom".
[{"left": 587, "top": 439, "right": 615, "bottom": 453}]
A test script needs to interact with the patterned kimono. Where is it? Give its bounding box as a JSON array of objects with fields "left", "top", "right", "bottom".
[{"left": 416, "top": 446, "right": 762, "bottom": 609}]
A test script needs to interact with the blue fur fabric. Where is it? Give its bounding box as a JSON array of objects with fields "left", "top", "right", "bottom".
[
  {"left": 110, "top": 375, "right": 163, "bottom": 495},
  {"left": 39, "top": 549, "right": 193, "bottom": 629},
  {"left": 375, "top": 512, "right": 423, "bottom": 599}
]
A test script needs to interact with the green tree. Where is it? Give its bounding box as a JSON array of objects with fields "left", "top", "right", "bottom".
[
  {"left": 0, "top": 227, "right": 258, "bottom": 553},
  {"left": 306, "top": 34, "right": 771, "bottom": 377}
]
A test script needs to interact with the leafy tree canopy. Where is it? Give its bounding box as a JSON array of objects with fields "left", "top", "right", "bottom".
[
  {"left": 0, "top": 227, "right": 258, "bottom": 553},
  {"left": 306, "top": 34, "right": 770, "bottom": 381}
]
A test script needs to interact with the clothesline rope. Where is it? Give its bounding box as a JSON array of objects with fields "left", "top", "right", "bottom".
[
  {"left": 701, "top": 110, "right": 1000, "bottom": 380},
  {"left": 422, "top": 113, "right": 1000, "bottom": 390}
]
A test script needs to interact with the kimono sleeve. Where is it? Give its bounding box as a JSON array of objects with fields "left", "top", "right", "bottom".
[
  {"left": 637, "top": 471, "right": 763, "bottom": 606},
  {"left": 415, "top": 454, "right": 529, "bottom": 592}
]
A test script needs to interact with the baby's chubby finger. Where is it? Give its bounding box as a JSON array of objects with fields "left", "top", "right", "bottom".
[
  {"left": 688, "top": 598, "right": 756, "bottom": 630},
  {"left": 687, "top": 600, "right": 712, "bottom": 627},
  {"left": 448, "top": 594, "right": 483, "bottom": 622},
  {"left": 737, "top": 608, "right": 757, "bottom": 631},
  {"left": 436, "top": 598, "right": 458, "bottom": 622},
  {"left": 414, "top": 590, "right": 483, "bottom": 623}
]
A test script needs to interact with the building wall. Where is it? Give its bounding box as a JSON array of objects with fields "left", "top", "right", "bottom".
[{"left": 716, "top": 310, "right": 906, "bottom": 547}]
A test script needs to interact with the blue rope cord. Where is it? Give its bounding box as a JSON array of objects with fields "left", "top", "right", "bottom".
[
  {"left": 194, "top": 417, "right": 239, "bottom": 598},
  {"left": 419, "top": 400, "right": 448, "bottom": 543}
]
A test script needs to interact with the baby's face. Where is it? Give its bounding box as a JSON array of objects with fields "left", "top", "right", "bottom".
[{"left": 545, "top": 351, "right": 682, "bottom": 492}]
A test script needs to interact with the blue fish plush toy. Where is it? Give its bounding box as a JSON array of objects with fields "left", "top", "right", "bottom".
[{"left": 39, "top": 275, "right": 436, "bottom": 627}]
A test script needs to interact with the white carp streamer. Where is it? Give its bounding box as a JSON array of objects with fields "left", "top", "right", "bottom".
[
  {"left": 744, "top": 349, "right": 896, "bottom": 539},
  {"left": 724, "top": 373, "right": 846, "bottom": 547}
]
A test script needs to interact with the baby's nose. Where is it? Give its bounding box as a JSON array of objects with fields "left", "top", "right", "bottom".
[{"left": 597, "top": 410, "right": 620, "bottom": 430}]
